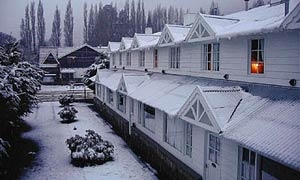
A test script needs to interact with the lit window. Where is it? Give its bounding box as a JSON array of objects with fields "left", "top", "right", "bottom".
[
  {"left": 170, "top": 47, "right": 180, "bottom": 69},
  {"left": 250, "top": 39, "right": 264, "bottom": 74},
  {"left": 204, "top": 43, "right": 219, "bottom": 71}
]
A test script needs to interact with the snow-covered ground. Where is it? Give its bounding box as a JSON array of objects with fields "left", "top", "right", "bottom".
[{"left": 21, "top": 102, "right": 158, "bottom": 180}]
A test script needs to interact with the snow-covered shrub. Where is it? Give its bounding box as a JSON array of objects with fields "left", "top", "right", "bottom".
[
  {"left": 58, "top": 106, "right": 78, "bottom": 121},
  {"left": 0, "top": 41, "right": 44, "bottom": 126},
  {"left": 58, "top": 94, "right": 75, "bottom": 106},
  {"left": 66, "top": 130, "right": 114, "bottom": 167},
  {"left": 82, "top": 53, "right": 109, "bottom": 91}
]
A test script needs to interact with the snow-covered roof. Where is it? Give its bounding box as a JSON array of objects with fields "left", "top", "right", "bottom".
[
  {"left": 39, "top": 44, "right": 104, "bottom": 64},
  {"left": 60, "top": 69, "right": 75, "bottom": 73},
  {"left": 158, "top": 24, "right": 191, "bottom": 46},
  {"left": 120, "top": 38, "right": 133, "bottom": 51},
  {"left": 108, "top": 42, "right": 121, "bottom": 53},
  {"left": 131, "top": 33, "right": 161, "bottom": 50},
  {"left": 96, "top": 69, "right": 300, "bottom": 170},
  {"left": 186, "top": 1, "right": 300, "bottom": 41}
]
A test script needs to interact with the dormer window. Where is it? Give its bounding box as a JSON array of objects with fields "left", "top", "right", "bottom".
[{"left": 250, "top": 39, "right": 264, "bottom": 74}]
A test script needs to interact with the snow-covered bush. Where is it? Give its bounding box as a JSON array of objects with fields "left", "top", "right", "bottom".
[
  {"left": 66, "top": 130, "right": 114, "bottom": 167},
  {"left": 0, "top": 41, "right": 44, "bottom": 126},
  {"left": 82, "top": 53, "right": 109, "bottom": 91},
  {"left": 58, "top": 94, "right": 75, "bottom": 106},
  {"left": 58, "top": 106, "right": 78, "bottom": 121}
]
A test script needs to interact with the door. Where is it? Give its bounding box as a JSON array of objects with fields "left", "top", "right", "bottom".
[{"left": 206, "top": 133, "right": 221, "bottom": 180}]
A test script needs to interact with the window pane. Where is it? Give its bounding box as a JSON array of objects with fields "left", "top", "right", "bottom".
[
  {"left": 250, "top": 151, "right": 256, "bottom": 165},
  {"left": 259, "top": 39, "right": 264, "bottom": 50},
  {"left": 258, "top": 51, "right": 264, "bottom": 62},
  {"left": 242, "top": 148, "right": 249, "bottom": 162},
  {"left": 209, "top": 148, "right": 215, "bottom": 161},
  {"left": 251, "top": 40, "right": 258, "bottom": 50}
]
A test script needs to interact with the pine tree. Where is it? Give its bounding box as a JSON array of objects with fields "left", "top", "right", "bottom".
[
  {"left": 124, "top": 0, "right": 130, "bottom": 36},
  {"left": 37, "top": 0, "right": 45, "bottom": 47},
  {"left": 141, "top": 1, "right": 146, "bottom": 33},
  {"left": 179, "top": 8, "right": 184, "bottom": 25},
  {"left": 25, "top": 5, "right": 32, "bottom": 51},
  {"left": 130, "top": 0, "right": 136, "bottom": 36},
  {"left": 136, "top": 0, "right": 141, "bottom": 33},
  {"left": 168, "top": 6, "right": 175, "bottom": 24},
  {"left": 20, "top": 19, "right": 26, "bottom": 47},
  {"left": 50, "top": 6, "right": 61, "bottom": 47},
  {"left": 83, "top": 2, "right": 88, "bottom": 44},
  {"left": 87, "top": 5, "right": 95, "bottom": 46},
  {"left": 64, "top": 0, "right": 74, "bottom": 47},
  {"left": 30, "top": 2, "right": 36, "bottom": 53},
  {"left": 146, "top": 11, "right": 152, "bottom": 28},
  {"left": 209, "top": 1, "right": 220, "bottom": 15}
]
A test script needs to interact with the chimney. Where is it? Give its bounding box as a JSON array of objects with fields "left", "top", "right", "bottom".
[
  {"left": 245, "top": 0, "right": 249, "bottom": 11},
  {"left": 285, "top": 0, "right": 289, "bottom": 15},
  {"left": 145, "top": 27, "right": 152, "bottom": 34}
]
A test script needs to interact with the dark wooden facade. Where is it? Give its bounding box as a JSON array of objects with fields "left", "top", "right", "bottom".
[{"left": 58, "top": 46, "right": 100, "bottom": 68}]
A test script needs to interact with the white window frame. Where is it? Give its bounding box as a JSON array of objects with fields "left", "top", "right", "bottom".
[
  {"left": 142, "top": 104, "right": 155, "bottom": 133},
  {"left": 250, "top": 39, "right": 264, "bottom": 74},
  {"left": 126, "top": 52, "right": 131, "bottom": 66},
  {"left": 106, "top": 88, "right": 114, "bottom": 105},
  {"left": 139, "top": 50, "right": 145, "bottom": 67},
  {"left": 164, "top": 115, "right": 193, "bottom": 157},
  {"left": 208, "top": 134, "right": 221, "bottom": 165},
  {"left": 203, "top": 43, "right": 220, "bottom": 71},
  {"left": 170, "top": 47, "right": 180, "bottom": 69},
  {"left": 239, "top": 147, "right": 260, "bottom": 180},
  {"left": 117, "top": 92, "right": 126, "bottom": 114},
  {"left": 119, "top": 53, "right": 122, "bottom": 66}
]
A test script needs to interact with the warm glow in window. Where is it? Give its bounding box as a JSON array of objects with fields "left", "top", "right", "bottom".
[{"left": 250, "top": 39, "right": 264, "bottom": 74}]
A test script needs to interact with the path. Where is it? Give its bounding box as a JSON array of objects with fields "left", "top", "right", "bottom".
[{"left": 21, "top": 102, "right": 158, "bottom": 180}]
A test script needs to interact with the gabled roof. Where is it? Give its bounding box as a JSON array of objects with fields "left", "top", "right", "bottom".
[
  {"left": 186, "top": 2, "right": 300, "bottom": 41},
  {"left": 131, "top": 33, "right": 161, "bottom": 50},
  {"left": 120, "top": 37, "right": 133, "bottom": 52},
  {"left": 59, "top": 44, "right": 102, "bottom": 59},
  {"left": 118, "top": 73, "right": 149, "bottom": 94},
  {"left": 41, "top": 52, "right": 60, "bottom": 65},
  {"left": 157, "top": 24, "right": 191, "bottom": 46},
  {"left": 108, "top": 42, "right": 121, "bottom": 53},
  {"left": 281, "top": 2, "right": 300, "bottom": 29}
]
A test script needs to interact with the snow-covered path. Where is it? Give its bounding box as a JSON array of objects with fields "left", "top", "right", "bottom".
[{"left": 21, "top": 102, "right": 158, "bottom": 180}]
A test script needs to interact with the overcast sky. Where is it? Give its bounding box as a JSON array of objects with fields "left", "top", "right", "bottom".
[{"left": 0, "top": 0, "right": 288, "bottom": 46}]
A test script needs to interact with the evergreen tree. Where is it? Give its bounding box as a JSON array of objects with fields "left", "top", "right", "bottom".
[
  {"left": 174, "top": 8, "right": 179, "bottom": 24},
  {"left": 83, "top": 2, "right": 88, "bottom": 43},
  {"left": 95, "top": 2, "right": 103, "bottom": 46},
  {"left": 141, "top": 1, "right": 146, "bottom": 33},
  {"left": 20, "top": 19, "right": 26, "bottom": 47},
  {"left": 252, "top": 0, "right": 265, "bottom": 8},
  {"left": 209, "top": 1, "right": 220, "bottom": 15},
  {"left": 179, "top": 8, "right": 184, "bottom": 25},
  {"left": 124, "top": 0, "right": 130, "bottom": 36},
  {"left": 64, "top": 0, "right": 74, "bottom": 47},
  {"left": 37, "top": 0, "right": 45, "bottom": 47},
  {"left": 30, "top": 2, "right": 36, "bottom": 53},
  {"left": 25, "top": 5, "right": 32, "bottom": 51},
  {"left": 136, "top": 0, "right": 141, "bottom": 33},
  {"left": 168, "top": 6, "right": 175, "bottom": 24},
  {"left": 130, "top": 0, "right": 136, "bottom": 36},
  {"left": 87, "top": 5, "right": 95, "bottom": 45},
  {"left": 146, "top": 11, "right": 152, "bottom": 28},
  {"left": 50, "top": 6, "right": 61, "bottom": 47}
]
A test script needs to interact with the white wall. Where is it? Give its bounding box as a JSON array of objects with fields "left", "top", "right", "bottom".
[{"left": 220, "top": 138, "right": 239, "bottom": 180}]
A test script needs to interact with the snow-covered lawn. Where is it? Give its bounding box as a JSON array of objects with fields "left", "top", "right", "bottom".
[{"left": 21, "top": 102, "right": 158, "bottom": 180}]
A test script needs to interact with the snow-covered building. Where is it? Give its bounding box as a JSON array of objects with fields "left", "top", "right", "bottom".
[
  {"left": 39, "top": 44, "right": 106, "bottom": 83},
  {"left": 100, "top": 1, "right": 300, "bottom": 180}
]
